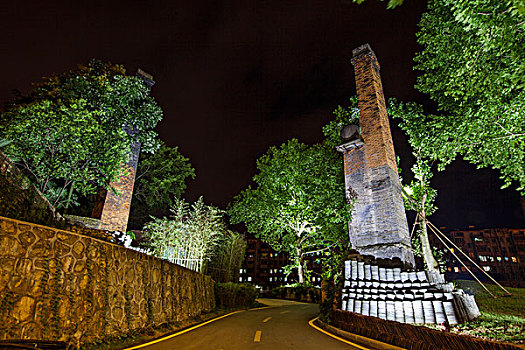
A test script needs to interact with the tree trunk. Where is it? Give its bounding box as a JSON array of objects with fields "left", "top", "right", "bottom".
[
  {"left": 296, "top": 246, "right": 305, "bottom": 284},
  {"left": 64, "top": 181, "right": 75, "bottom": 213},
  {"left": 419, "top": 194, "right": 440, "bottom": 273}
]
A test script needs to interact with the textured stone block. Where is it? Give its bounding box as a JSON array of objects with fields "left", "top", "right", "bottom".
[{"left": 0, "top": 217, "right": 215, "bottom": 347}]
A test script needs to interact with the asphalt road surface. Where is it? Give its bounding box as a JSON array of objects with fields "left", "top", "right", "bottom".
[{"left": 135, "top": 298, "right": 372, "bottom": 350}]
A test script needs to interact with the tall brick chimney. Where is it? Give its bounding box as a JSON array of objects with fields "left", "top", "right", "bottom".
[
  {"left": 337, "top": 44, "right": 414, "bottom": 267},
  {"left": 91, "top": 69, "right": 154, "bottom": 232}
]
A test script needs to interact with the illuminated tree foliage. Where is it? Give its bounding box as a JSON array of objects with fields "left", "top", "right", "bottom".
[
  {"left": 207, "top": 231, "right": 247, "bottom": 283},
  {"left": 388, "top": 100, "right": 440, "bottom": 272},
  {"left": 412, "top": 0, "right": 525, "bottom": 192},
  {"left": 143, "top": 197, "right": 242, "bottom": 275},
  {"left": 322, "top": 96, "right": 360, "bottom": 148},
  {"left": 129, "top": 142, "right": 195, "bottom": 229},
  {"left": 229, "top": 139, "right": 349, "bottom": 284},
  {"left": 350, "top": 1, "right": 525, "bottom": 192},
  {"left": 0, "top": 60, "right": 163, "bottom": 207},
  {"left": 352, "top": 0, "right": 403, "bottom": 10}
]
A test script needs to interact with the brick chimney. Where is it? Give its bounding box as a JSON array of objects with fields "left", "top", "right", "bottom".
[
  {"left": 337, "top": 44, "right": 414, "bottom": 267},
  {"left": 91, "top": 69, "right": 154, "bottom": 232}
]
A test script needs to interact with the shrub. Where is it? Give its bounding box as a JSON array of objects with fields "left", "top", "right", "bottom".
[
  {"left": 215, "top": 282, "right": 258, "bottom": 309},
  {"left": 269, "top": 285, "right": 320, "bottom": 303}
]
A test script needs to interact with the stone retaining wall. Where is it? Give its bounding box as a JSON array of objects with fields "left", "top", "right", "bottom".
[{"left": 0, "top": 216, "right": 215, "bottom": 347}]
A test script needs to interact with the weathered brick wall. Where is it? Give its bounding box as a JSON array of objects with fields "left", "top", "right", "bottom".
[
  {"left": 351, "top": 45, "right": 397, "bottom": 173},
  {"left": 0, "top": 216, "right": 215, "bottom": 347},
  {"left": 338, "top": 44, "right": 414, "bottom": 266},
  {"left": 94, "top": 140, "right": 141, "bottom": 232}
]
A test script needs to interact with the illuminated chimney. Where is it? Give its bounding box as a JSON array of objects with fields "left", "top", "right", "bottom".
[
  {"left": 337, "top": 44, "right": 414, "bottom": 267},
  {"left": 91, "top": 69, "right": 154, "bottom": 232}
]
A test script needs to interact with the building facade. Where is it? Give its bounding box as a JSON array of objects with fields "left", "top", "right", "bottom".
[
  {"left": 429, "top": 227, "right": 525, "bottom": 287},
  {"left": 239, "top": 237, "right": 323, "bottom": 291}
]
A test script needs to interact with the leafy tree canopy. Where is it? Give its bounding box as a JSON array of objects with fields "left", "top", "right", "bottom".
[
  {"left": 389, "top": 99, "right": 440, "bottom": 272},
  {"left": 228, "top": 139, "right": 349, "bottom": 284},
  {"left": 129, "top": 142, "right": 195, "bottom": 229},
  {"left": 322, "top": 96, "right": 360, "bottom": 148},
  {"left": 0, "top": 60, "right": 163, "bottom": 207},
  {"left": 412, "top": 0, "right": 525, "bottom": 192},
  {"left": 352, "top": 0, "right": 403, "bottom": 10}
]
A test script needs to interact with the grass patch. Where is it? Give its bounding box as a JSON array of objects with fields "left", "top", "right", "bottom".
[
  {"left": 443, "top": 280, "right": 525, "bottom": 343},
  {"left": 455, "top": 280, "right": 524, "bottom": 318}
]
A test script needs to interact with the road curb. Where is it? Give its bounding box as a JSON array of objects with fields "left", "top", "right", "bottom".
[{"left": 313, "top": 318, "right": 405, "bottom": 350}]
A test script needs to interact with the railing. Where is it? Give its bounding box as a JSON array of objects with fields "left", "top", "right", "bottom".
[{"left": 162, "top": 247, "right": 204, "bottom": 273}]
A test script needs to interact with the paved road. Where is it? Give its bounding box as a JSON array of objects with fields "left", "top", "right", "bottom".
[{"left": 135, "top": 298, "right": 371, "bottom": 350}]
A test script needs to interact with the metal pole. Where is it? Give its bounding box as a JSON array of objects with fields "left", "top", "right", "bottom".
[{"left": 427, "top": 223, "right": 496, "bottom": 298}]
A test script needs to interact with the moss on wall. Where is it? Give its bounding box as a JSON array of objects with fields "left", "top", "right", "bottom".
[{"left": 0, "top": 216, "right": 215, "bottom": 347}]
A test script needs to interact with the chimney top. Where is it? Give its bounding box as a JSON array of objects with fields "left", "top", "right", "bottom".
[
  {"left": 352, "top": 43, "right": 376, "bottom": 59},
  {"left": 351, "top": 43, "right": 380, "bottom": 70},
  {"left": 136, "top": 68, "right": 155, "bottom": 88}
]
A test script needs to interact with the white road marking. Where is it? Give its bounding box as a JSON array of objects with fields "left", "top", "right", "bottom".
[{"left": 254, "top": 330, "right": 262, "bottom": 342}]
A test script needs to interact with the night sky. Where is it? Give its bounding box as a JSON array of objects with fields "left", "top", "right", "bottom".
[{"left": 1, "top": 0, "right": 523, "bottom": 229}]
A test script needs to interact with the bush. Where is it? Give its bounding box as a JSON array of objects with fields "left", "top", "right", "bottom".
[
  {"left": 270, "top": 285, "right": 320, "bottom": 303},
  {"left": 215, "top": 282, "right": 258, "bottom": 309}
]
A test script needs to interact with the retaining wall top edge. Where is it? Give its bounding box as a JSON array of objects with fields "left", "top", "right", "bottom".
[{"left": 0, "top": 215, "right": 208, "bottom": 276}]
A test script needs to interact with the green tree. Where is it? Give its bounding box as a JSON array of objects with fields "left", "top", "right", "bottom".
[
  {"left": 389, "top": 99, "right": 440, "bottom": 272},
  {"left": 208, "top": 230, "right": 247, "bottom": 283},
  {"left": 413, "top": 0, "right": 525, "bottom": 193},
  {"left": 322, "top": 96, "right": 360, "bottom": 148},
  {"left": 228, "top": 139, "right": 349, "bottom": 284},
  {"left": 143, "top": 197, "right": 225, "bottom": 273},
  {"left": 1, "top": 100, "right": 128, "bottom": 208},
  {"left": 351, "top": 0, "right": 403, "bottom": 9},
  {"left": 0, "top": 60, "right": 163, "bottom": 207},
  {"left": 129, "top": 142, "right": 195, "bottom": 229}
]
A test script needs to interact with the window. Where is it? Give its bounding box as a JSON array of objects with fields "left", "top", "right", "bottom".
[
  {"left": 511, "top": 257, "right": 518, "bottom": 263},
  {"left": 454, "top": 267, "right": 460, "bottom": 273},
  {"left": 474, "top": 237, "right": 483, "bottom": 242},
  {"left": 483, "top": 266, "right": 491, "bottom": 272},
  {"left": 497, "top": 257, "right": 502, "bottom": 262},
  {"left": 247, "top": 276, "right": 252, "bottom": 282}
]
